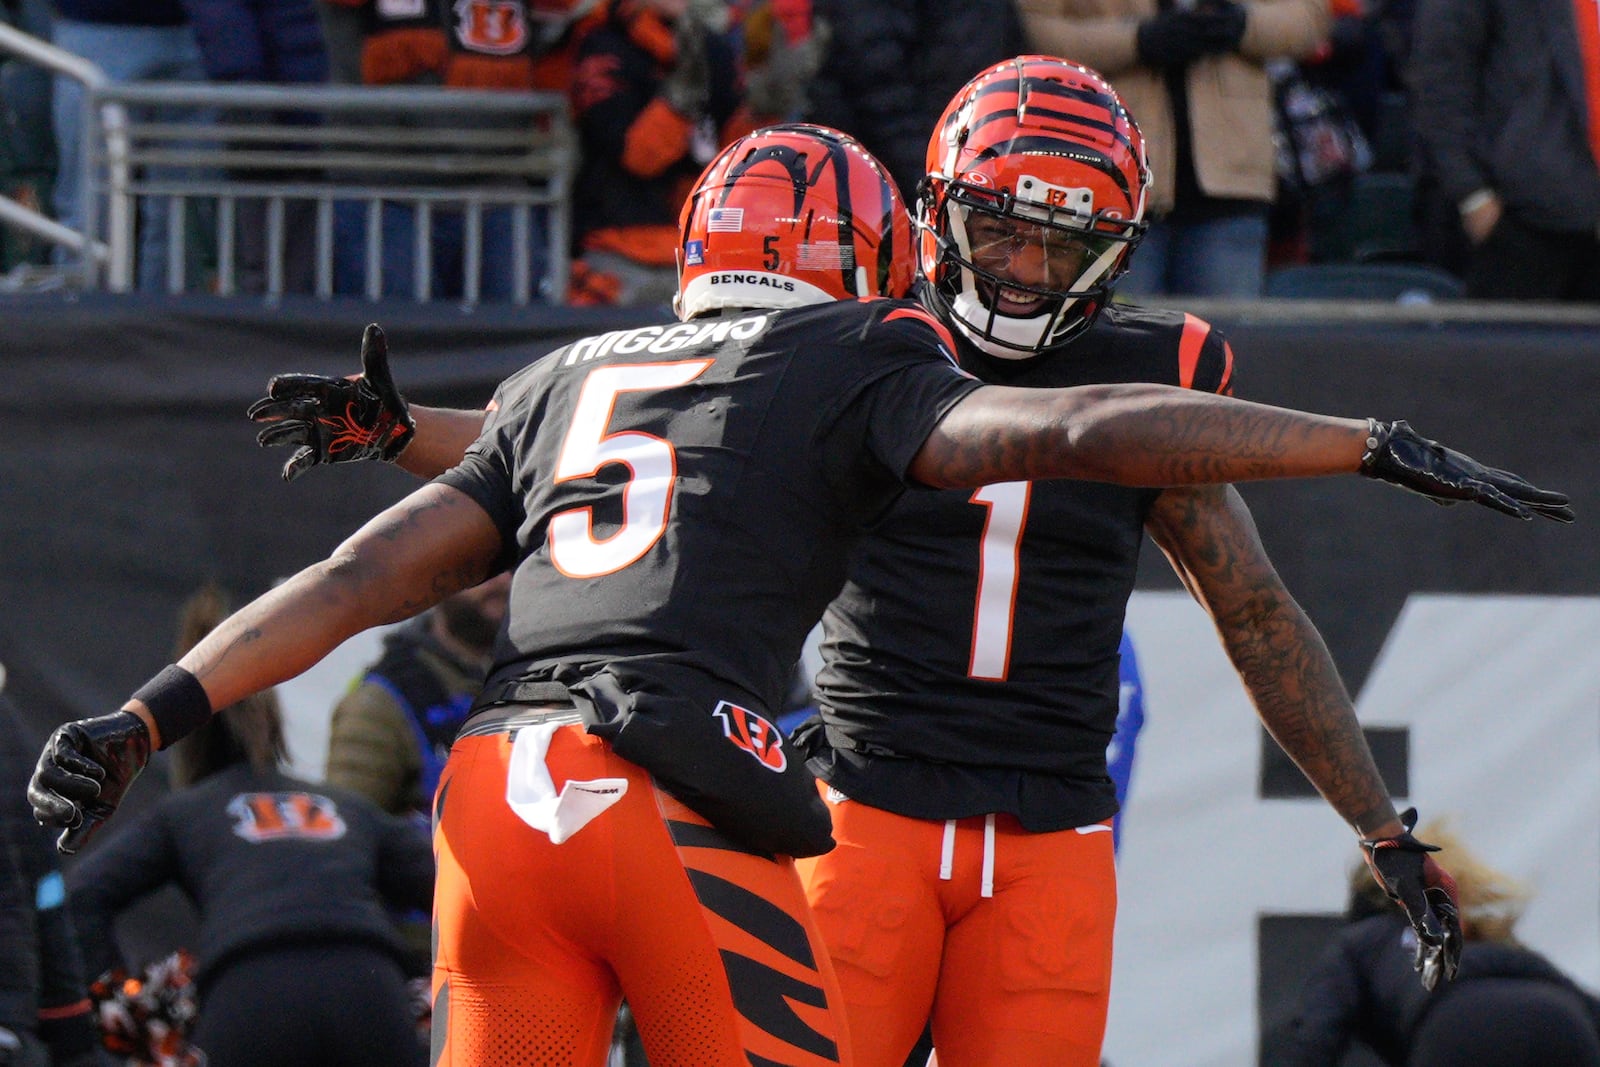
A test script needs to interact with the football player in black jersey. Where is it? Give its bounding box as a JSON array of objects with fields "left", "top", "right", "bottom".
[{"left": 33, "top": 124, "right": 1566, "bottom": 1067}]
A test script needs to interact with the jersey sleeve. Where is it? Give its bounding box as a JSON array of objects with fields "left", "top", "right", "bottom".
[
  {"left": 433, "top": 365, "right": 539, "bottom": 571},
  {"left": 816, "top": 303, "right": 982, "bottom": 486},
  {"left": 64, "top": 808, "right": 180, "bottom": 979}
]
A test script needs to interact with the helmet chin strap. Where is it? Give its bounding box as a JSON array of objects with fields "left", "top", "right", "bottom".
[{"left": 949, "top": 290, "right": 1068, "bottom": 359}]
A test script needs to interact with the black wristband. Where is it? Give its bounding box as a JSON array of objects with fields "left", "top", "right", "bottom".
[{"left": 131, "top": 665, "right": 213, "bottom": 749}]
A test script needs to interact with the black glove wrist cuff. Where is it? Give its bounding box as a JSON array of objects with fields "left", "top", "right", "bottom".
[
  {"left": 1359, "top": 806, "right": 1437, "bottom": 854},
  {"left": 131, "top": 665, "right": 212, "bottom": 749},
  {"left": 1358, "top": 418, "right": 1391, "bottom": 472}
]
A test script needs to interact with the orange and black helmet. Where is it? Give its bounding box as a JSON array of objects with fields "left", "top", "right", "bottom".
[
  {"left": 676, "top": 124, "right": 915, "bottom": 320},
  {"left": 918, "top": 56, "right": 1151, "bottom": 357}
]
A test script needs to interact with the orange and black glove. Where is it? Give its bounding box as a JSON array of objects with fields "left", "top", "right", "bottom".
[{"left": 249, "top": 323, "right": 416, "bottom": 482}]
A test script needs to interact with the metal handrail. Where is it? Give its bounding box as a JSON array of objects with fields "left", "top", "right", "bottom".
[
  {"left": 0, "top": 22, "right": 112, "bottom": 269},
  {"left": 0, "top": 24, "right": 577, "bottom": 304},
  {"left": 0, "top": 20, "right": 100, "bottom": 82},
  {"left": 83, "top": 80, "right": 575, "bottom": 301}
]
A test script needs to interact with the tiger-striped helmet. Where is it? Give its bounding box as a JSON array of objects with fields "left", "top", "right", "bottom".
[
  {"left": 918, "top": 56, "right": 1150, "bottom": 358},
  {"left": 676, "top": 124, "right": 915, "bottom": 320}
]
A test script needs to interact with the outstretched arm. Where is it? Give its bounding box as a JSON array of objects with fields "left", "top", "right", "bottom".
[
  {"left": 173, "top": 482, "right": 502, "bottom": 716},
  {"left": 912, "top": 383, "right": 1572, "bottom": 521},
  {"left": 397, "top": 406, "right": 487, "bottom": 478},
  {"left": 1149, "top": 484, "right": 1463, "bottom": 989},
  {"left": 915, "top": 384, "right": 1366, "bottom": 487},
  {"left": 28, "top": 483, "right": 502, "bottom": 853}
]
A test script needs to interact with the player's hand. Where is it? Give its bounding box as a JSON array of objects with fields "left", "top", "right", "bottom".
[
  {"left": 248, "top": 323, "right": 416, "bottom": 482},
  {"left": 1359, "top": 420, "right": 1573, "bottom": 522},
  {"left": 659, "top": 12, "right": 712, "bottom": 118},
  {"left": 1136, "top": 9, "right": 1222, "bottom": 67},
  {"left": 28, "top": 711, "right": 151, "bottom": 855},
  {"left": 1360, "top": 808, "right": 1464, "bottom": 990}
]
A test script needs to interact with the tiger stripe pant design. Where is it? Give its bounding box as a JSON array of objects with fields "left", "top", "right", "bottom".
[{"left": 431, "top": 723, "right": 850, "bottom": 1067}]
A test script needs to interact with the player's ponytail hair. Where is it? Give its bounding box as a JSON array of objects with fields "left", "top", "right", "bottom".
[{"left": 165, "top": 582, "right": 286, "bottom": 789}]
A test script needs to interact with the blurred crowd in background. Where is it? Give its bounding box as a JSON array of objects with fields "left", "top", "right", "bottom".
[{"left": 2, "top": 0, "right": 1596, "bottom": 302}]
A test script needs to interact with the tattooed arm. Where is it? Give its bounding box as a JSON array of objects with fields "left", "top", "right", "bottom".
[
  {"left": 28, "top": 483, "right": 502, "bottom": 854},
  {"left": 28, "top": 482, "right": 503, "bottom": 853},
  {"left": 161, "top": 482, "right": 503, "bottom": 728},
  {"left": 1145, "top": 484, "right": 1402, "bottom": 839},
  {"left": 912, "top": 383, "right": 1570, "bottom": 521},
  {"left": 912, "top": 384, "right": 1370, "bottom": 489}
]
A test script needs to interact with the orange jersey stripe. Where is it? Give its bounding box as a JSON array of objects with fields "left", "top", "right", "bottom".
[
  {"left": 1177, "top": 312, "right": 1210, "bottom": 390},
  {"left": 38, "top": 999, "right": 92, "bottom": 1020},
  {"left": 885, "top": 304, "right": 961, "bottom": 363}
]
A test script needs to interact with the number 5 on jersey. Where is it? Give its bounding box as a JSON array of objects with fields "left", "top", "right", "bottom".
[{"left": 548, "top": 360, "right": 713, "bottom": 578}]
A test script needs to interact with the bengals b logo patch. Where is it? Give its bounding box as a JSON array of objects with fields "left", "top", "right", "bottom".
[
  {"left": 452, "top": 0, "right": 528, "bottom": 55},
  {"left": 227, "top": 792, "right": 349, "bottom": 843},
  {"left": 711, "top": 701, "right": 787, "bottom": 772}
]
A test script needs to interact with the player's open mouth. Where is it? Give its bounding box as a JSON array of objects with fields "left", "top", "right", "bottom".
[{"left": 993, "top": 286, "right": 1045, "bottom": 316}]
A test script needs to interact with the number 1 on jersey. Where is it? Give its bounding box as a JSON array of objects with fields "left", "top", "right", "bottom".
[
  {"left": 548, "top": 359, "right": 713, "bottom": 578},
  {"left": 968, "top": 481, "right": 1032, "bottom": 680}
]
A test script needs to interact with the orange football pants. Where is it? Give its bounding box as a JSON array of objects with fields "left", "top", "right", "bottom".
[
  {"left": 431, "top": 723, "right": 851, "bottom": 1067},
  {"left": 796, "top": 787, "right": 1117, "bottom": 1067}
]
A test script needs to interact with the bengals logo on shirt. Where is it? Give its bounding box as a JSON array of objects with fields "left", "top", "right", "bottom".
[
  {"left": 227, "top": 792, "right": 349, "bottom": 843},
  {"left": 711, "top": 701, "right": 787, "bottom": 773},
  {"left": 452, "top": 0, "right": 529, "bottom": 55}
]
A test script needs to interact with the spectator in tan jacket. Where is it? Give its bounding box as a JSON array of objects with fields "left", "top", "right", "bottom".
[
  {"left": 324, "top": 574, "right": 510, "bottom": 821},
  {"left": 1020, "top": 0, "right": 1327, "bottom": 296}
]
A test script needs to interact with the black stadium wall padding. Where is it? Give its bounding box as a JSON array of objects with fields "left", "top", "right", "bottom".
[{"left": 3, "top": 293, "right": 1596, "bottom": 806}]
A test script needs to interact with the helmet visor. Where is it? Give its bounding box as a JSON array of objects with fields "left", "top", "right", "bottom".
[{"left": 962, "top": 211, "right": 1125, "bottom": 312}]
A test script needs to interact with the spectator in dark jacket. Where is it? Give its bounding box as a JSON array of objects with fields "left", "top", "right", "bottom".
[
  {"left": 805, "top": 0, "right": 1026, "bottom": 204},
  {"left": 566, "top": 0, "right": 753, "bottom": 306},
  {"left": 67, "top": 585, "right": 433, "bottom": 1067},
  {"left": 0, "top": 685, "right": 98, "bottom": 1067},
  {"left": 1283, "top": 819, "right": 1600, "bottom": 1066},
  {"left": 1408, "top": 0, "right": 1600, "bottom": 299}
]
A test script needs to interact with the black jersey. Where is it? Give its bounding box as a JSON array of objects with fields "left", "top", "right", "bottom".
[
  {"left": 66, "top": 765, "right": 433, "bottom": 983},
  {"left": 805, "top": 303, "right": 1235, "bottom": 831},
  {"left": 438, "top": 298, "right": 980, "bottom": 718}
]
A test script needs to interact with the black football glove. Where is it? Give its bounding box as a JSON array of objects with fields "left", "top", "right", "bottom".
[
  {"left": 1359, "top": 420, "right": 1574, "bottom": 522},
  {"left": 1193, "top": 0, "right": 1247, "bottom": 52},
  {"left": 247, "top": 323, "right": 416, "bottom": 482},
  {"left": 28, "top": 711, "right": 151, "bottom": 855},
  {"left": 1360, "top": 807, "right": 1464, "bottom": 990},
  {"left": 1136, "top": 9, "right": 1222, "bottom": 67},
  {"left": 659, "top": 12, "right": 712, "bottom": 118}
]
